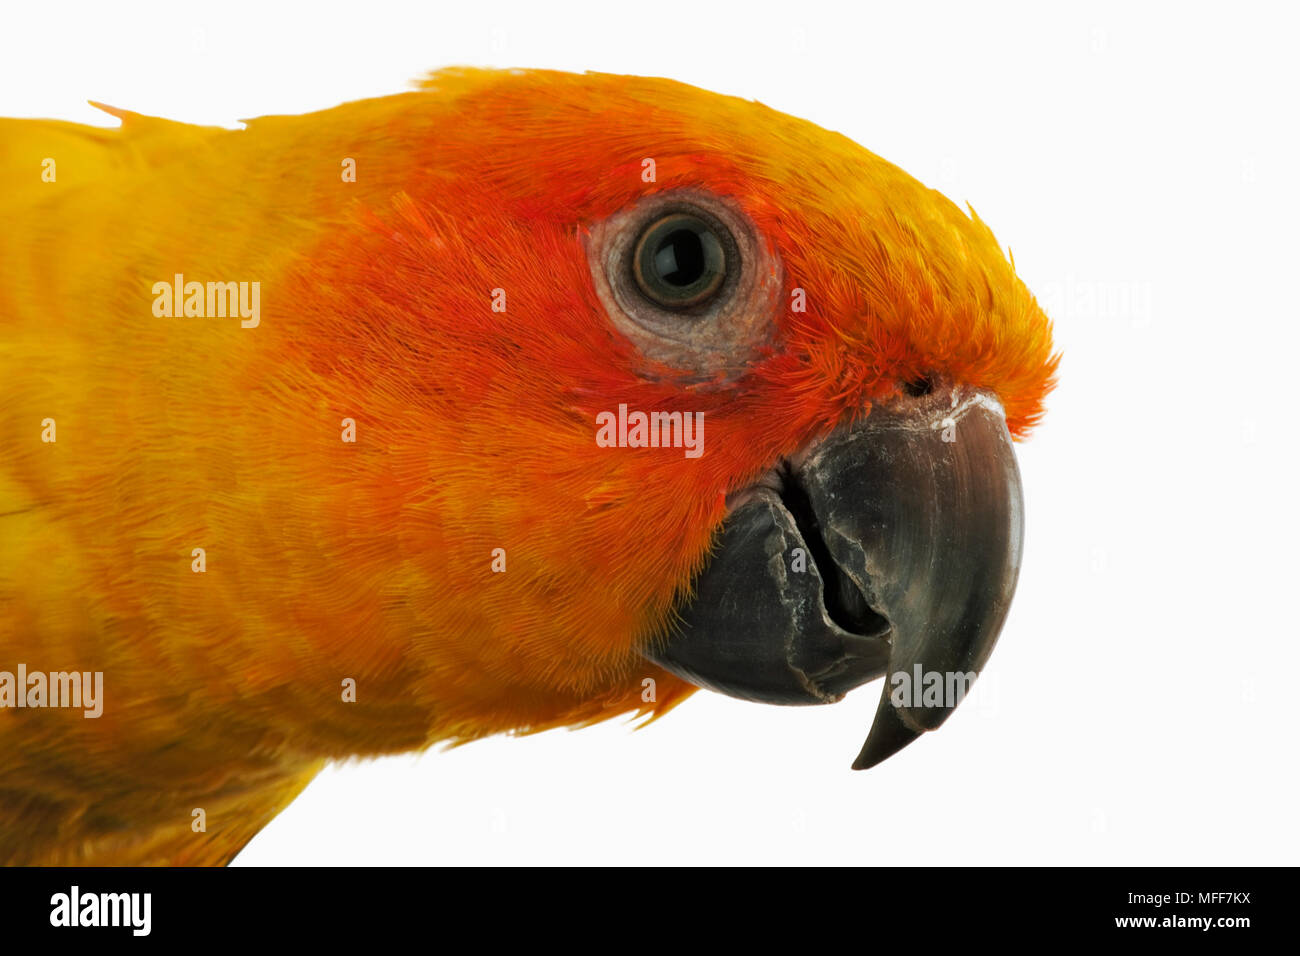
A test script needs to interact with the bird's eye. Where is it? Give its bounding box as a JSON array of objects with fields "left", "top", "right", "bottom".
[
  {"left": 632, "top": 213, "right": 728, "bottom": 309},
  {"left": 586, "top": 189, "right": 782, "bottom": 378}
]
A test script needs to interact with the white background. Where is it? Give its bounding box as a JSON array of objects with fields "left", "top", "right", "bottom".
[{"left": 3, "top": 0, "right": 1296, "bottom": 865}]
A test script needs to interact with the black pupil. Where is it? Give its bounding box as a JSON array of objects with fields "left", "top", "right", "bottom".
[{"left": 655, "top": 229, "right": 707, "bottom": 286}]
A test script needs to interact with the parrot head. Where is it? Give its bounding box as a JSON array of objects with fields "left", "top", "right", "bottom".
[{"left": 255, "top": 68, "right": 1059, "bottom": 769}]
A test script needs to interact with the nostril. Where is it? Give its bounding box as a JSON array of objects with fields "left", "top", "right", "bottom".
[{"left": 903, "top": 375, "right": 934, "bottom": 398}]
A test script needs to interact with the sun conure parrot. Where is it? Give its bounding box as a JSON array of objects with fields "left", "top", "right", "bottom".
[{"left": 0, "top": 68, "right": 1058, "bottom": 865}]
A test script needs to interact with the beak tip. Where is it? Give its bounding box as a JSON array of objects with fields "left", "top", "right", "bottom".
[{"left": 851, "top": 702, "right": 925, "bottom": 770}]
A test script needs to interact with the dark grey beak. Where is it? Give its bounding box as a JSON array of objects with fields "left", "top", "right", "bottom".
[{"left": 641, "top": 385, "right": 1024, "bottom": 769}]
